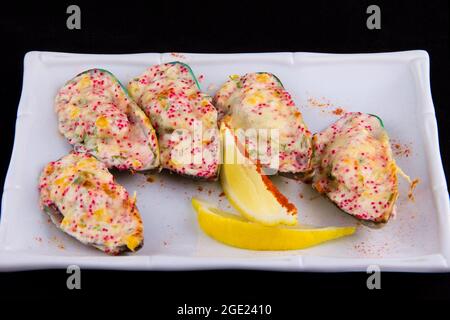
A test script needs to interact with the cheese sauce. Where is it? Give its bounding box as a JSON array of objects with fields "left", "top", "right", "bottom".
[
  {"left": 55, "top": 69, "right": 159, "bottom": 171},
  {"left": 39, "top": 153, "right": 144, "bottom": 254}
]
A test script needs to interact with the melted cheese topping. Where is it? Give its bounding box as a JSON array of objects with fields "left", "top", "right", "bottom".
[
  {"left": 128, "top": 63, "right": 219, "bottom": 179},
  {"left": 38, "top": 153, "right": 144, "bottom": 254},
  {"left": 312, "top": 113, "right": 398, "bottom": 222},
  {"left": 214, "top": 73, "right": 312, "bottom": 174},
  {"left": 55, "top": 69, "right": 159, "bottom": 171}
]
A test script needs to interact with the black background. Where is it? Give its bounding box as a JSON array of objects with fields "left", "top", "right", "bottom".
[{"left": 0, "top": 0, "right": 449, "bottom": 307}]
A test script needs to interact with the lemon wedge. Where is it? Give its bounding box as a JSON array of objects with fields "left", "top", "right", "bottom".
[
  {"left": 220, "top": 120, "right": 297, "bottom": 226},
  {"left": 192, "top": 198, "right": 356, "bottom": 250}
]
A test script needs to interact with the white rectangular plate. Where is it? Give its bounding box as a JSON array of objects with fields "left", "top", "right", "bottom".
[{"left": 1, "top": 51, "right": 449, "bottom": 272}]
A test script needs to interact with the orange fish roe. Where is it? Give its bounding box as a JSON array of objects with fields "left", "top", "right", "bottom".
[
  {"left": 256, "top": 162, "right": 297, "bottom": 216},
  {"left": 332, "top": 107, "right": 345, "bottom": 116},
  {"left": 391, "top": 139, "right": 413, "bottom": 158}
]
